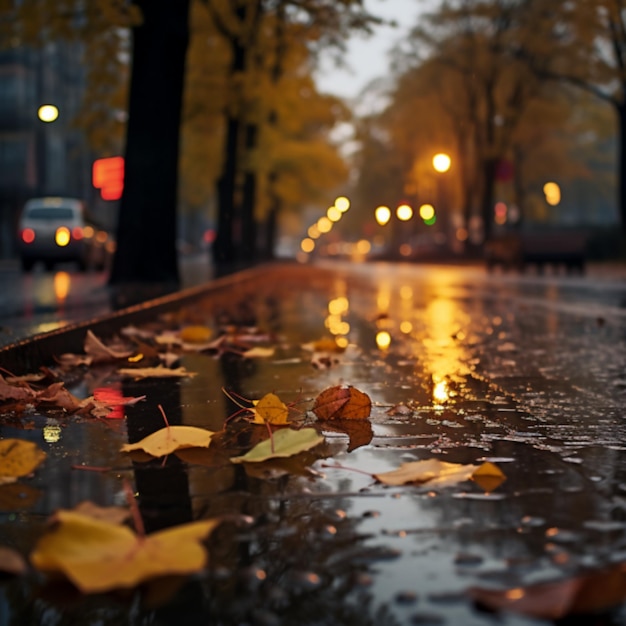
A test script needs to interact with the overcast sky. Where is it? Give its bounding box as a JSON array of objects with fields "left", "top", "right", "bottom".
[{"left": 314, "top": 0, "right": 423, "bottom": 101}]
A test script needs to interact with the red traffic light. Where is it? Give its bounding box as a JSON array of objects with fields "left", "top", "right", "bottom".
[{"left": 93, "top": 156, "right": 124, "bottom": 200}]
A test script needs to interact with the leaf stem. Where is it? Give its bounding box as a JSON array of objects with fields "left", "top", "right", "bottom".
[{"left": 123, "top": 478, "right": 146, "bottom": 538}]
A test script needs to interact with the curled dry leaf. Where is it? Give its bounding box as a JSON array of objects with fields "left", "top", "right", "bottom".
[
  {"left": 84, "top": 329, "right": 134, "bottom": 363},
  {"left": 0, "top": 375, "right": 36, "bottom": 403},
  {"left": 121, "top": 425, "right": 215, "bottom": 457},
  {"left": 30, "top": 510, "right": 222, "bottom": 594},
  {"left": 312, "top": 385, "right": 371, "bottom": 421},
  {"left": 0, "top": 439, "right": 46, "bottom": 485}
]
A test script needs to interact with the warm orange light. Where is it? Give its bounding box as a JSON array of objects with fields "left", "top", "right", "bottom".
[
  {"left": 53, "top": 271, "right": 70, "bottom": 302},
  {"left": 376, "top": 331, "right": 391, "bottom": 350},
  {"left": 432, "top": 153, "right": 451, "bottom": 173},
  {"left": 72, "top": 226, "right": 83, "bottom": 240},
  {"left": 301, "top": 238, "right": 315, "bottom": 253},
  {"left": 55, "top": 226, "right": 71, "bottom": 247},
  {"left": 334, "top": 196, "right": 350, "bottom": 212},
  {"left": 419, "top": 204, "right": 435, "bottom": 221},
  {"left": 93, "top": 156, "right": 124, "bottom": 201},
  {"left": 327, "top": 206, "right": 342, "bottom": 222},
  {"left": 396, "top": 204, "right": 413, "bottom": 221},
  {"left": 375, "top": 205, "right": 391, "bottom": 226},
  {"left": 543, "top": 181, "right": 561, "bottom": 206},
  {"left": 317, "top": 217, "right": 332, "bottom": 233}
]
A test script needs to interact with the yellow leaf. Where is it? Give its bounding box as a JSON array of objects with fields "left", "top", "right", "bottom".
[
  {"left": 121, "top": 426, "right": 215, "bottom": 457},
  {"left": 471, "top": 462, "right": 506, "bottom": 492},
  {"left": 30, "top": 510, "right": 221, "bottom": 593},
  {"left": 0, "top": 439, "right": 46, "bottom": 484},
  {"left": 374, "top": 458, "right": 478, "bottom": 487},
  {"left": 250, "top": 393, "right": 290, "bottom": 425},
  {"left": 242, "top": 347, "right": 275, "bottom": 359},
  {"left": 180, "top": 325, "right": 212, "bottom": 343}
]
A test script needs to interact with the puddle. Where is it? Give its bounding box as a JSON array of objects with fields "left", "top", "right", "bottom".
[{"left": 1, "top": 263, "right": 626, "bottom": 624}]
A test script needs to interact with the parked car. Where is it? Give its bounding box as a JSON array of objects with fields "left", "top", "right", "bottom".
[{"left": 17, "top": 197, "right": 114, "bottom": 272}]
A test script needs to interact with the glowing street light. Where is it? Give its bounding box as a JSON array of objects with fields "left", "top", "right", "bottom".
[
  {"left": 375, "top": 205, "right": 391, "bottom": 226},
  {"left": 396, "top": 203, "right": 413, "bottom": 221},
  {"left": 327, "top": 205, "right": 342, "bottom": 222},
  {"left": 38, "top": 104, "right": 59, "bottom": 123},
  {"left": 543, "top": 181, "right": 561, "bottom": 206},
  {"left": 432, "top": 153, "right": 451, "bottom": 173},
  {"left": 317, "top": 216, "right": 333, "bottom": 233},
  {"left": 335, "top": 196, "right": 350, "bottom": 212}
]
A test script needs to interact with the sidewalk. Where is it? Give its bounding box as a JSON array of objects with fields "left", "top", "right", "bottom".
[{"left": 1, "top": 261, "right": 626, "bottom": 625}]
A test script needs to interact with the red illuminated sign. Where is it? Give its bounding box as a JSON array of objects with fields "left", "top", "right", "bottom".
[{"left": 93, "top": 156, "right": 124, "bottom": 200}]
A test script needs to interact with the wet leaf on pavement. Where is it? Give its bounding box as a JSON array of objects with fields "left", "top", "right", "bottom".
[
  {"left": 121, "top": 425, "right": 215, "bottom": 457},
  {"left": 30, "top": 509, "right": 222, "bottom": 594},
  {"left": 374, "top": 458, "right": 478, "bottom": 488},
  {"left": 312, "top": 385, "right": 371, "bottom": 420},
  {"left": 0, "top": 439, "right": 46, "bottom": 485},
  {"left": 230, "top": 427, "right": 324, "bottom": 463}
]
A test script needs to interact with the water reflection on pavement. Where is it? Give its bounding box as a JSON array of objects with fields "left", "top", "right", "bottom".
[{"left": 1, "top": 261, "right": 626, "bottom": 625}]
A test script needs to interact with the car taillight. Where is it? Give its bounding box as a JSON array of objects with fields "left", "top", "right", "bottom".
[
  {"left": 72, "top": 226, "right": 84, "bottom": 240},
  {"left": 55, "top": 226, "right": 71, "bottom": 247},
  {"left": 21, "top": 228, "right": 35, "bottom": 244}
]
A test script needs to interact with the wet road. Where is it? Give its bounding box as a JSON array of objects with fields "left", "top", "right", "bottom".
[
  {"left": 1, "top": 260, "right": 626, "bottom": 625},
  {"left": 0, "top": 254, "right": 213, "bottom": 347}
]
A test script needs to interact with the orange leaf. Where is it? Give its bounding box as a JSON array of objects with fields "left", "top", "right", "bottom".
[{"left": 312, "top": 385, "right": 371, "bottom": 420}]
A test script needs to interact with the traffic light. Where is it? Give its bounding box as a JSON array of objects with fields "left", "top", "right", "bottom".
[
  {"left": 93, "top": 156, "right": 124, "bottom": 200},
  {"left": 419, "top": 204, "right": 436, "bottom": 226}
]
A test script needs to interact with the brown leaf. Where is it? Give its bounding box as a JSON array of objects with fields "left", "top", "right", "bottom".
[
  {"left": 312, "top": 386, "right": 350, "bottom": 420},
  {"left": 312, "top": 385, "right": 371, "bottom": 421},
  {"left": 469, "top": 562, "right": 626, "bottom": 620},
  {"left": 0, "top": 375, "right": 36, "bottom": 403},
  {"left": 36, "top": 382, "right": 82, "bottom": 412}
]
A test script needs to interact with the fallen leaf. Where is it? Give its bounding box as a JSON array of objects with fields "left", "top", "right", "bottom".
[
  {"left": 251, "top": 392, "right": 290, "bottom": 425},
  {"left": 312, "top": 385, "right": 371, "bottom": 420},
  {"left": 30, "top": 510, "right": 222, "bottom": 593},
  {"left": 242, "top": 346, "right": 275, "bottom": 359},
  {"left": 117, "top": 366, "right": 196, "bottom": 380},
  {"left": 374, "top": 458, "right": 478, "bottom": 488},
  {"left": 471, "top": 462, "right": 506, "bottom": 492},
  {"left": 84, "top": 329, "right": 134, "bottom": 363},
  {"left": 470, "top": 562, "right": 626, "bottom": 620},
  {"left": 230, "top": 427, "right": 324, "bottom": 464},
  {"left": 82, "top": 387, "right": 146, "bottom": 419},
  {"left": 179, "top": 325, "right": 212, "bottom": 343},
  {"left": 36, "top": 382, "right": 82, "bottom": 411},
  {"left": 0, "top": 546, "right": 27, "bottom": 575},
  {"left": 0, "top": 439, "right": 46, "bottom": 485},
  {"left": 121, "top": 425, "right": 215, "bottom": 457},
  {"left": 0, "top": 375, "right": 36, "bottom": 403}
]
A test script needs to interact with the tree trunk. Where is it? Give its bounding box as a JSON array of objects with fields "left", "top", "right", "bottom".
[
  {"left": 240, "top": 121, "right": 259, "bottom": 264},
  {"left": 211, "top": 5, "right": 247, "bottom": 274},
  {"left": 481, "top": 156, "right": 498, "bottom": 242},
  {"left": 109, "top": 0, "right": 190, "bottom": 287}
]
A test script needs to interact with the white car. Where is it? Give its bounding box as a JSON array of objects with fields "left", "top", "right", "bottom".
[{"left": 17, "top": 197, "right": 113, "bottom": 272}]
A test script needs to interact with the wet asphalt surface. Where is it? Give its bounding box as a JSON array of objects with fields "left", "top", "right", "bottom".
[{"left": 1, "top": 259, "right": 626, "bottom": 625}]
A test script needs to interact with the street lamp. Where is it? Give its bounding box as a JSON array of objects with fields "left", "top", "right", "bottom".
[
  {"left": 38, "top": 104, "right": 59, "bottom": 123},
  {"left": 375, "top": 205, "right": 391, "bottom": 226},
  {"left": 432, "top": 153, "right": 451, "bottom": 174}
]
